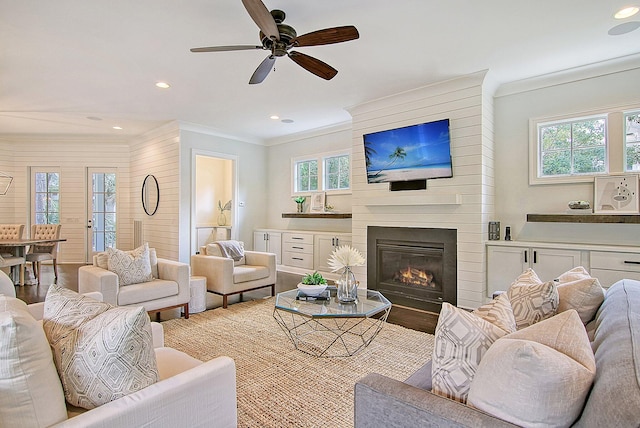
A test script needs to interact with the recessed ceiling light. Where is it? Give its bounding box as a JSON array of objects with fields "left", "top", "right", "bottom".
[
  {"left": 155, "top": 82, "right": 170, "bottom": 89},
  {"left": 608, "top": 21, "right": 640, "bottom": 35},
  {"left": 281, "top": 119, "right": 294, "bottom": 124},
  {"left": 270, "top": 115, "right": 280, "bottom": 120},
  {"left": 615, "top": 6, "right": 639, "bottom": 19},
  {"left": 112, "top": 126, "right": 123, "bottom": 130}
]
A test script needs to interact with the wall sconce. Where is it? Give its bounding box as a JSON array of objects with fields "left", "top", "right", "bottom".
[{"left": 0, "top": 172, "right": 13, "bottom": 195}]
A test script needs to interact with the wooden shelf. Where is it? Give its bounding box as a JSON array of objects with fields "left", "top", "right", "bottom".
[
  {"left": 527, "top": 214, "right": 640, "bottom": 224},
  {"left": 282, "top": 213, "right": 352, "bottom": 219}
]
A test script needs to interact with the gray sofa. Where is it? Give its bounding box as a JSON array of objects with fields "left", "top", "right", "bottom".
[{"left": 354, "top": 279, "right": 640, "bottom": 427}]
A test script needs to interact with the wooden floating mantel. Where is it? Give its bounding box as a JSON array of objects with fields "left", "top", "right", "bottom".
[
  {"left": 282, "top": 213, "right": 352, "bottom": 219},
  {"left": 527, "top": 214, "right": 640, "bottom": 224}
]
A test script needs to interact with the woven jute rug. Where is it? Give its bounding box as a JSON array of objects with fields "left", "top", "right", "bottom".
[{"left": 162, "top": 298, "right": 435, "bottom": 428}]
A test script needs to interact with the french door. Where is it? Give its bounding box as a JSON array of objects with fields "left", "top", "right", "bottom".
[{"left": 87, "top": 168, "right": 117, "bottom": 261}]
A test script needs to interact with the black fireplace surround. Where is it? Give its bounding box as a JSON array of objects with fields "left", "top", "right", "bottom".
[{"left": 367, "top": 226, "right": 457, "bottom": 313}]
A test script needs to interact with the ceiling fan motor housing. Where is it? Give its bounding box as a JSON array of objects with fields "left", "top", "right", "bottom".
[{"left": 259, "top": 9, "right": 297, "bottom": 56}]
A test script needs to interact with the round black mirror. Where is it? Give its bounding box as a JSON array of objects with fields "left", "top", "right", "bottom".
[{"left": 142, "top": 175, "right": 159, "bottom": 216}]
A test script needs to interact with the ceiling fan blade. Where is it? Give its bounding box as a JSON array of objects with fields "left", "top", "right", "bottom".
[
  {"left": 241, "top": 0, "right": 279, "bottom": 41},
  {"left": 249, "top": 55, "right": 276, "bottom": 84},
  {"left": 293, "top": 26, "right": 359, "bottom": 47},
  {"left": 190, "top": 45, "right": 263, "bottom": 53},
  {"left": 288, "top": 51, "right": 337, "bottom": 81}
]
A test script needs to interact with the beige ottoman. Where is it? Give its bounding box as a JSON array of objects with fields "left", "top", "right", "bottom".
[{"left": 189, "top": 276, "right": 207, "bottom": 314}]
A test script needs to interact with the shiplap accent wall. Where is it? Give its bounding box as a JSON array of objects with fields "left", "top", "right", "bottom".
[
  {"left": 0, "top": 140, "right": 16, "bottom": 222},
  {"left": 349, "top": 71, "right": 494, "bottom": 309},
  {"left": 129, "top": 123, "right": 181, "bottom": 261},
  {"left": 1, "top": 137, "right": 130, "bottom": 263}
]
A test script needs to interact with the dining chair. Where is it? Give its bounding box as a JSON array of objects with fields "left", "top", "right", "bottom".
[
  {"left": 0, "top": 224, "right": 25, "bottom": 283},
  {"left": 26, "top": 224, "right": 62, "bottom": 285}
]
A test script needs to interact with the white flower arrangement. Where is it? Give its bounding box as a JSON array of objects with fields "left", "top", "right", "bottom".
[{"left": 327, "top": 245, "right": 365, "bottom": 272}]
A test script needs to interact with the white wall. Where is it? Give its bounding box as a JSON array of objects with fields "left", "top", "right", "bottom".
[
  {"left": 0, "top": 140, "right": 16, "bottom": 222},
  {"left": 0, "top": 136, "right": 130, "bottom": 263},
  {"left": 265, "top": 125, "right": 353, "bottom": 233},
  {"left": 130, "top": 123, "right": 181, "bottom": 260},
  {"left": 495, "top": 63, "right": 640, "bottom": 246}
]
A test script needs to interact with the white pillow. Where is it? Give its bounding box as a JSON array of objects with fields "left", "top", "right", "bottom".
[
  {"left": 468, "top": 310, "right": 596, "bottom": 427},
  {"left": 43, "top": 285, "right": 159, "bottom": 410},
  {"left": 107, "top": 243, "right": 153, "bottom": 286},
  {"left": 555, "top": 267, "right": 605, "bottom": 324},
  {"left": 508, "top": 270, "right": 558, "bottom": 329},
  {"left": 431, "top": 300, "right": 511, "bottom": 403},
  {"left": 0, "top": 295, "right": 68, "bottom": 427}
]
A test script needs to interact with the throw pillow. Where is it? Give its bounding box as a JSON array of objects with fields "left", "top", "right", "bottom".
[
  {"left": 43, "top": 285, "right": 159, "bottom": 410},
  {"left": 431, "top": 301, "right": 510, "bottom": 403},
  {"left": 507, "top": 272, "right": 558, "bottom": 329},
  {"left": 467, "top": 310, "right": 596, "bottom": 427},
  {"left": 0, "top": 295, "right": 68, "bottom": 427},
  {"left": 472, "top": 293, "right": 516, "bottom": 334},
  {"left": 206, "top": 241, "right": 246, "bottom": 266},
  {"left": 107, "top": 243, "right": 153, "bottom": 286},
  {"left": 555, "top": 267, "right": 605, "bottom": 324}
]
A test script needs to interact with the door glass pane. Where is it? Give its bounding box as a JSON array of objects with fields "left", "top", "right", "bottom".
[{"left": 92, "top": 173, "right": 116, "bottom": 252}]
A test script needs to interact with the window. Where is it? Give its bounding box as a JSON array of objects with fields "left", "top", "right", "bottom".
[
  {"left": 538, "top": 116, "right": 607, "bottom": 178},
  {"left": 34, "top": 172, "right": 60, "bottom": 224},
  {"left": 293, "top": 151, "right": 351, "bottom": 194},
  {"left": 625, "top": 111, "right": 640, "bottom": 172},
  {"left": 324, "top": 154, "right": 350, "bottom": 191},
  {"left": 295, "top": 159, "right": 318, "bottom": 193},
  {"left": 92, "top": 172, "right": 117, "bottom": 252}
]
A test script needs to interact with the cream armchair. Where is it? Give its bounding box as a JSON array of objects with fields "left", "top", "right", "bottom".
[
  {"left": 78, "top": 248, "right": 191, "bottom": 318},
  {"left": 191, "top": 243, "right": 276, "bottom": 308}
]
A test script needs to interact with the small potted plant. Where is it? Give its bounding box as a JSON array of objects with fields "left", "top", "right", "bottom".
[
  {"left": 297, "top": 271, "right": 328, "bottom": 296},
  {"left": 293, "top": 196, "right": 306, "bottom": 213}
]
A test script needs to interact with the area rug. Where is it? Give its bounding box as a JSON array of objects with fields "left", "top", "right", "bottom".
[{"left": 162, "top": 298, "right": 435, "bottom": 428}]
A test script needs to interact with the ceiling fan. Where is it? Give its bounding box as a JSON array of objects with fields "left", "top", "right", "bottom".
[{"left": 190, "top": 0, "right": 359, "bottom": 84}]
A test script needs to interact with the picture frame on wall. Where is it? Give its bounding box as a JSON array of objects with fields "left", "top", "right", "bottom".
[
  {"left": 310, "top": 192, "right": 326, "bottom": 212},
  {"left": 593, "top": 174, "right": 640, "bottom": 214}
]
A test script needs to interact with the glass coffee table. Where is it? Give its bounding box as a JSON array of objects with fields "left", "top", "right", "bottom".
[{"left": 273, "top": 286, "right": 391, "bottom": 357}]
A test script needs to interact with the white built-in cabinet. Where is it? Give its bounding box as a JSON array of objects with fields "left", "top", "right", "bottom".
[
  {"left": 487, "top": 241, "right": 640, "bottom": 297},
  {"left": 253, "top": 230, "right": 282, "bottom": 265},
  {"left": 254, "top": 229, "right": 351, "bottom": 275},
  {"left": 314, "top": 234, "right": 352, "bottom": 272}
]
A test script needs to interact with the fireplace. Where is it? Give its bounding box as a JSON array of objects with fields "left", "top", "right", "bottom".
[{"left": 367, "top": 226, "right": 457, "bottom": 313}]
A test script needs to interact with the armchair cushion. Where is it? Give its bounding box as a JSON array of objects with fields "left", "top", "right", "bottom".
[
  {"left": 117, "top": 279, "right": 179, "bottom": 306},
  {"left": 106, "top": 244, "right": 153, "bottom": 286},
  {"left": 43, "top": 285, "right": 159, "bottom": 410},
  {"left": 0, "top": 295, "right": 68, "bottom": 427},
  {"left": 206, "top": 241, "right": 246, "bottom": 266},
  {"left": 233, "top": 265, "right": 270, "bottom": 283}
]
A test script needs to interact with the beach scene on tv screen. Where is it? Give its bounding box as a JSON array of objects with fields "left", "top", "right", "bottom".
[{"left": 364, "top": 119, "right": 452, "bottom": 183}]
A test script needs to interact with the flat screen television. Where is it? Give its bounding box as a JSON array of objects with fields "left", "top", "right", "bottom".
[{"left": 363, "top": 118, "right": 452, "bottom": 184}]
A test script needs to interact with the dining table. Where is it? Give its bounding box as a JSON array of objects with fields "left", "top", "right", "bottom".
[{"left": 0, "top": 237, "right": 67, "bottom": 285}]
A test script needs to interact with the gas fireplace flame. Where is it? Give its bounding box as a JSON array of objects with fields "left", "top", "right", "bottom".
[{"left": 393, "top": 266, "right": 436, "bottom": 288}]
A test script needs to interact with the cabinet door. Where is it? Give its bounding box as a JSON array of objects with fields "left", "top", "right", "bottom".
[
  {"left": 253, "top": 231, "right": 267, "bottom": 252},
  {"left": 314, "top": 234, "right": 352, "bottom": 272},
  {"left": 531, "top": 248, "right": 582, "bottom": 282},
  {"left": 487, "top": 246, "right": 528, "bottom": 297},
  {"left": 267, "top": 232, "right": 282, "bottom": 265}
]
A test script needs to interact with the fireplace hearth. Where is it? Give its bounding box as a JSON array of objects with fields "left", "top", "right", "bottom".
[{"left": 367, "top": 226, "right": 457, "bottom": 313}]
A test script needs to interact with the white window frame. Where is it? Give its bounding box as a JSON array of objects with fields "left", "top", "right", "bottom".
[
  {"left": 292, "top": 149, "right": 352, "bottom": 196},
  {"left": 624, "top": 110, "right": 640, "bottom": 172},
  {"left": 31, "top": 168, "right": 61, "bottom": 226},
  {"left": 528, "top": 106, "right": 640, "bottom": 185}
]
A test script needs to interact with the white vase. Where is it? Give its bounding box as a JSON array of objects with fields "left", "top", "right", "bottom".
[{"left": 337, "top": 266, "right": 358, "bottom": 303}]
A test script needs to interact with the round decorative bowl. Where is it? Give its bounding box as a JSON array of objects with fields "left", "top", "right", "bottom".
[{"left": 297, "top": 283, "right": 328, "bottom": 296}]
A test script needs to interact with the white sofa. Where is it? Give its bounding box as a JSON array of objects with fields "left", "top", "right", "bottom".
[
  {"left": 78, "top": 248, "right": 191, "bottom": 318},
  {"left": 0, "top": 275, "right": 238, "bottom": 428}
]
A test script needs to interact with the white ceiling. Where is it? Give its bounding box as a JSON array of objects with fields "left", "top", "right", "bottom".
[{"left": 1, "top": 0, "right": 639, "bottom": 143}]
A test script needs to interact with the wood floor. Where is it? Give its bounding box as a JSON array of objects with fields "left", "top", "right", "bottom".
[{"left": 13, "top": 264, "right": 438, "bottom": 334}]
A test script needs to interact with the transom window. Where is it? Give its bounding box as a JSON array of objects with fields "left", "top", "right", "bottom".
[
  {"left": 293, "top": 151, "right": 351, "bottom": 194},
  {"left": 625, "top": 111, "right": 640, "bottom": 172},
  {"left": 538, "top": 116, "right": 607, "bottom": 178},
  {"left": 34, "top": 172, "right": 60, "bottom": 224}
]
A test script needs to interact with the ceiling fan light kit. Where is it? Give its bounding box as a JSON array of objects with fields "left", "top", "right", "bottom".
[{"left": 190, "top": 0, "right": 359, "bottom": 84}]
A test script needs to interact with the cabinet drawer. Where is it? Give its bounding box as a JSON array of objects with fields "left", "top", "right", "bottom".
[
  {"left": 590, "top": 251, "right": 640, "bottom": 273},
  {"left": 283, "top": 242, "right": 313, "bottom": 254},
  {"left": 282, "top": 251, "right": 314, "bottom": 269},
  {"left": 282, "top": 232, "right": 314, "bottom": 245},
  {"left": 589, "top": 268, "right": 640, "bottom": 288}
]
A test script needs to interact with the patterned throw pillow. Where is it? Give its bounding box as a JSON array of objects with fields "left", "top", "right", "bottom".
[
  {"left": 555, "top": 267, "right": 605, "bottom": 324},
  {"left": 431, "top": 299, "right": 512, "bottom": 403},
  {"left": 507, "top": 271, "right": 558, "bottom": 329},
  {"left": 467, "top": 310, "right": 596, "bottom": 427},
  {"left": 43, "top": 285, "right": 159, "bottom": 410},
  {"left": 107, "top": 243, "right": 153, "bottom": 286},
  {"left": 472, "top": 293, "right": 517, "bottom": 334}
]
